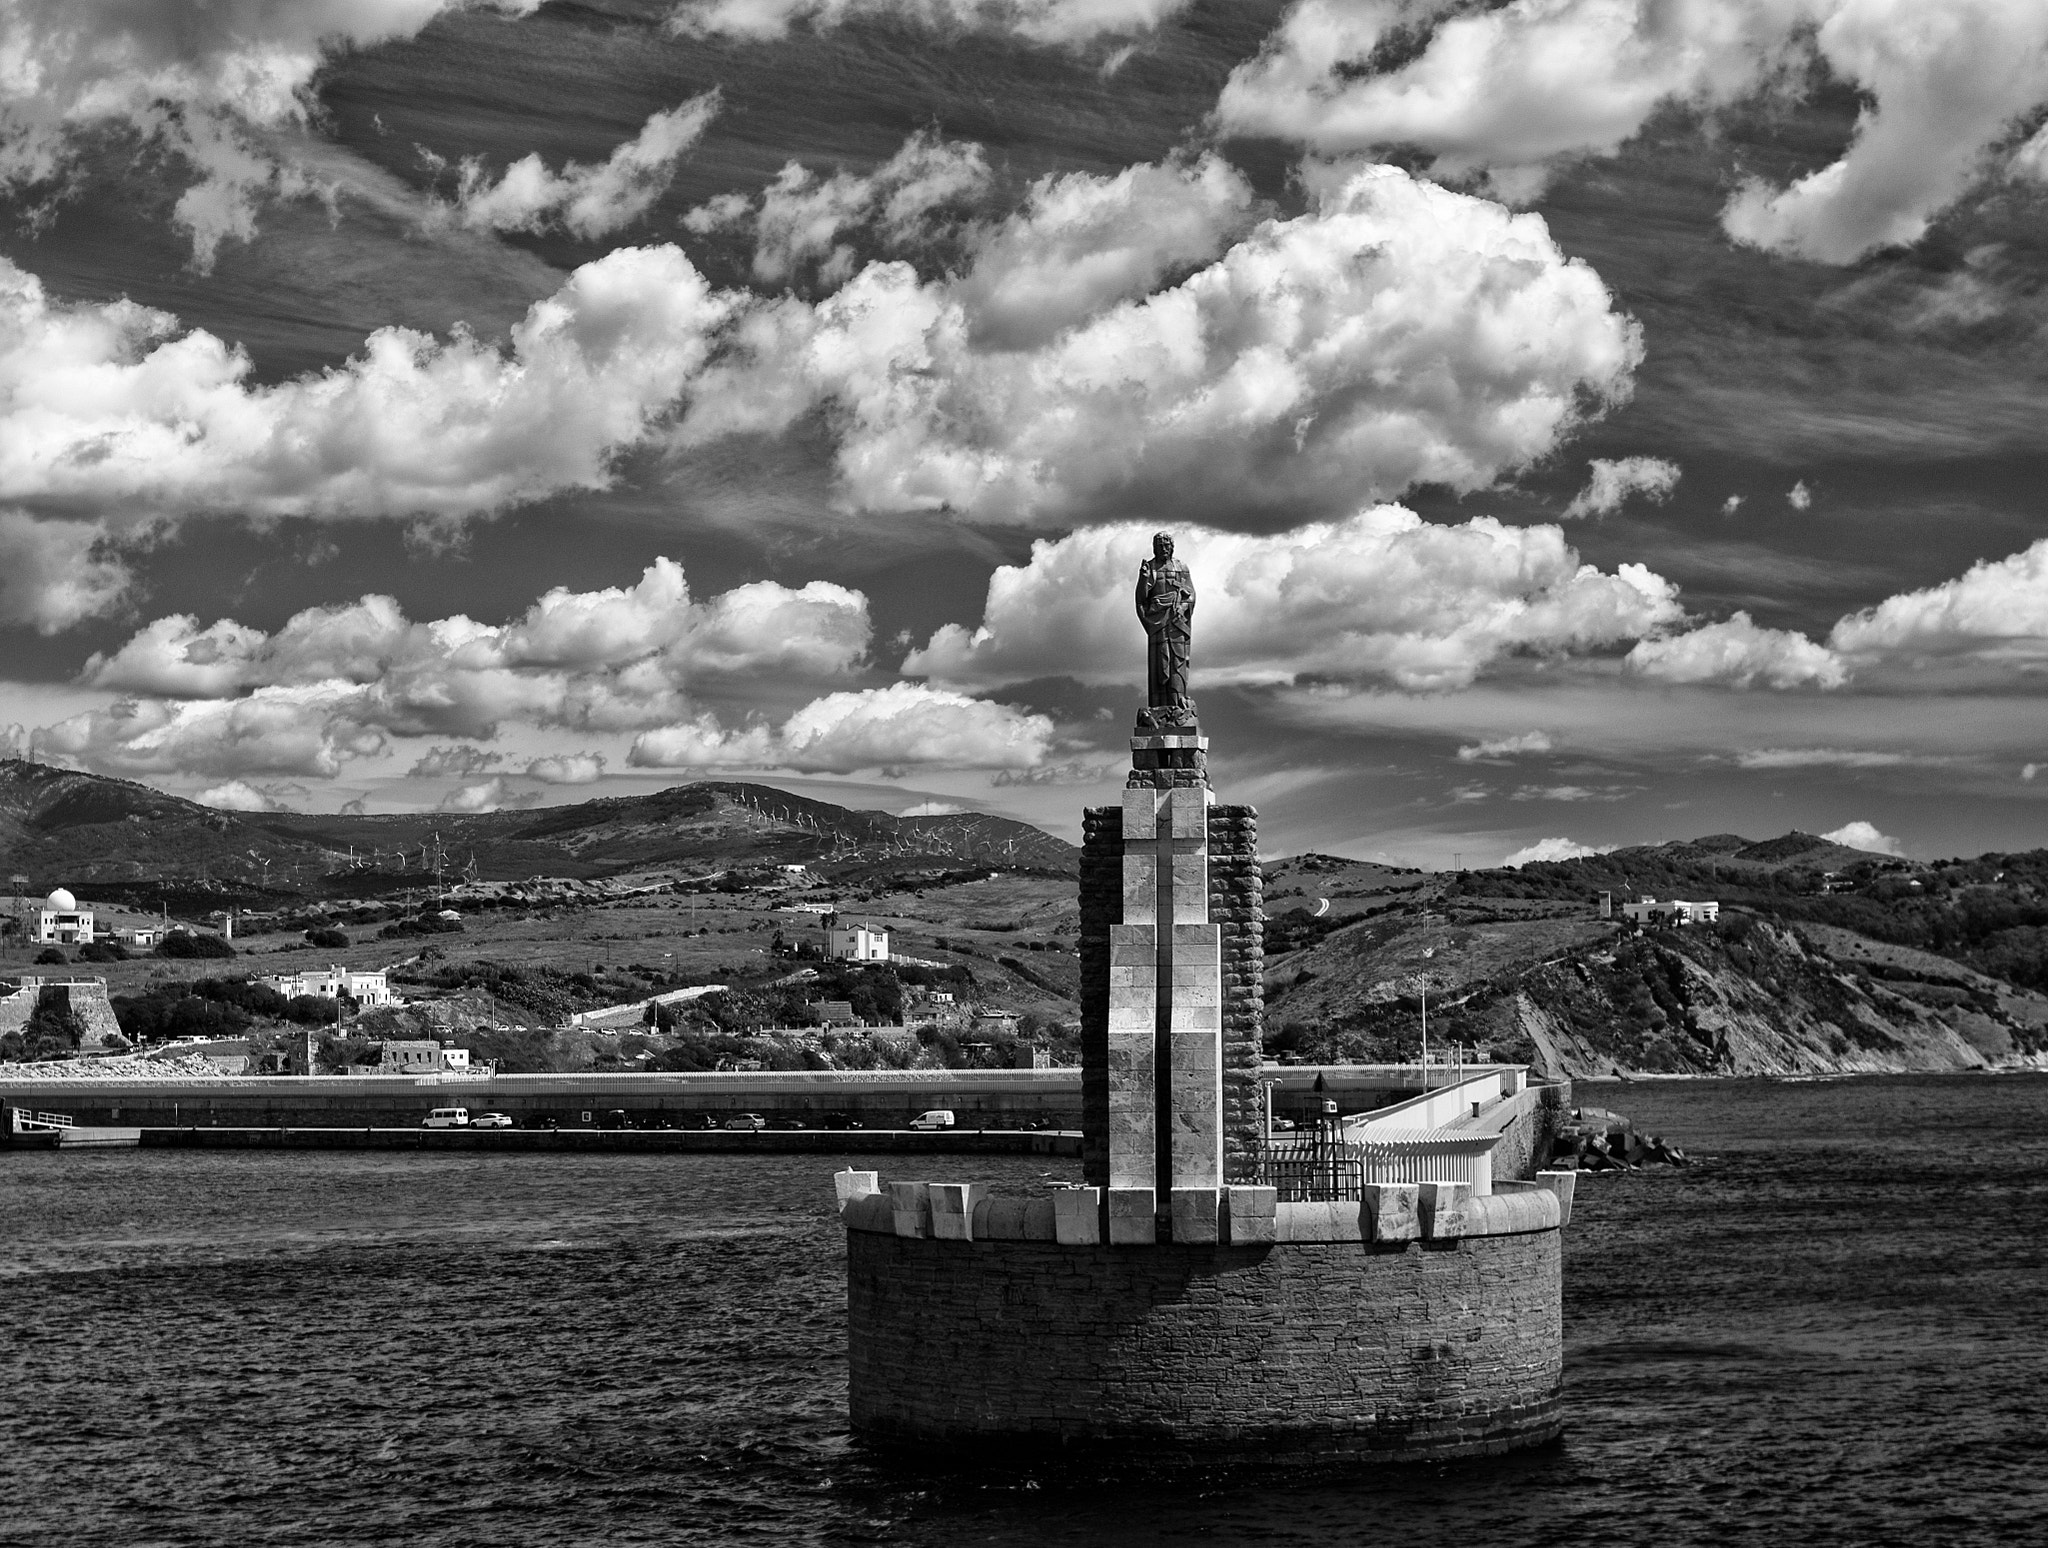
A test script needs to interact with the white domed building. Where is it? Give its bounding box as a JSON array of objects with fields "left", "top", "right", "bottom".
[{"left": 35, "top": 888, "right": 95, "bottom": 946}]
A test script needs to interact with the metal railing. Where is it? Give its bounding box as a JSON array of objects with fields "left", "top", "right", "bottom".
[
  {"left": 9, "top": 1108, "right": 75, "bottom": 1132},
  {"left": 1257, "top": 1121, "right": 1367, "bottom": 1200}
]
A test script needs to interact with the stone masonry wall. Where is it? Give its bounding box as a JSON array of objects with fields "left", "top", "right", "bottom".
[
  {"left": 1208, "top": 806, "right": 1263, "bottom": 1184},
  {"left": 847, "top": 1230, "right": 1562, "bottom": 1461}
]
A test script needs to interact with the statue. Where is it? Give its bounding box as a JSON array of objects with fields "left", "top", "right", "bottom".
[{"left": 1134, "top": 531, "right": 1195, "bottom": 721}]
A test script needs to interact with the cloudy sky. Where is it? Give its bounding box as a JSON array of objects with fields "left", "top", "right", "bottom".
[{"left": 2, "top": 0, "right": 2045, "bottom": 866}]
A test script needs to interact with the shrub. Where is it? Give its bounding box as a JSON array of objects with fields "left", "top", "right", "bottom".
[
  {"left": 78, "top": 941, "right": 128, "bottom": 962},
  {"left": 285, "top": 994, "right": 341, "bottom": 1025},
  {"left": 304, "top": 927, "right": 350, "bottom": 949},
  {"left": 156, "top": 930, "right": 234, "bottom": 959},
  {"left": 33, "top": 946, "right": 66, "bottom": 965}
]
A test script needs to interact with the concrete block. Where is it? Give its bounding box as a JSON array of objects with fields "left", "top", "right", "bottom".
[
  {"left": 1223, "top": 1186, "right": 1277, "bottom": 1246},
  {"left": 1122, "top": 787, "right": 1158, "bottom": 840},
  {"left": 1274, "top": 1200, "right": 1362, "bottom": 1242},
  {"left": 1170, "top": 1187, "right": 1220, "bottom": 1244},
  {"left": 1107, "top": 1187, "right": 1157, "bottom": 1244},
  {"left": 1418, "top": 1180, "right": 1472, "bottom": 1240},
  {"left": 1535, "top": 1168, "right": 1577, "bottom": 1227},
  {"left": 833, "top": 1169, "right": 880, "bottom": 1211},
  {"left": 887, "top": 1180, "right": 931, "bottom": 1239},
  {"left": 928, "top": 1183, "right": 987, "bottom": 1240},
  {"left": 1020, "top": 1197, "right": 1058, "bottom": 1240},
  {"left": 1359, "top": 1182, "right": 1421, "bottom": 1242},
  {"left": 1054, "top": 1187, "right": 1102, "bottom": 1245}
]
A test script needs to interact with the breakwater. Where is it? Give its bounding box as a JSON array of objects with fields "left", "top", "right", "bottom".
[{"left": 0, "top": 1064, "right": 1484, "bottom": 1133}]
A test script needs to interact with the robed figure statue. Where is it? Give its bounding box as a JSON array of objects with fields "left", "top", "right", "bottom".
[{"left": 1135, "top": 531, "right": 1195, "bottom": 716}]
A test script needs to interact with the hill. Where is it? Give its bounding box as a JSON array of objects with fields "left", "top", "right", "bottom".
[
  {"left": 1262, "top": 834, "right": 2048, "bottom": 1077},
  {"left": 0, "top": 761, "right": 1075, "bottom": 910}
]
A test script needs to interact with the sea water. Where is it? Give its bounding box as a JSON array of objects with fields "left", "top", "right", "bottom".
[{"left": 4, "top": 1074, "right": 2045, "bottom": 1547}]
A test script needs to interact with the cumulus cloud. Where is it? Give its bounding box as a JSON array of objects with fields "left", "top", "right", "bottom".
[
  {"left": 1457, "top": 731, "right": 1554, "bottom": 761},
  {"left": 454, "top": 94, "right": 720, "bottom": 238},
  {"left": 79, "top": 560, "right": 871, "bottom": 749},
  {"left": 1721, "top": 495, "right": 1744, "bottom": 515},
  {"left": 905, "top": 510, "right": 1682, "bottom": 694},
  {"left": 439, "top": 776, "right": 542, "bottom": 814},
  {"left": 1821, "top": 819, "right": 1903, "bottom": 856},
  {"left": 1216, "top": 0, "right": 1814, "bottom": 202},
  {"left": 0, "top": 511, "right": 131, "bottom": 633},
  {"left": 1220, "top": 1, "right": 2048, "bottom": 264},
  {"left": 1787, "top": 480, "right": 1813, "bottom": 511},
  {"left": 667, "top": 0, "right": 1188, "bottom": 45},
  {"left": 408, "top": 745, "right": 503, "bottom": 778},
  {"left": 195, "top": 778, "right": 294, "bottom": 813},
  {"left": 1503, "top": 836, "right": 1615, "bottom": 867},
  {"left": 525, "top": 752, "right": 607, "bottom": 784},
  {"left": 2024, "top": 762, "right": 2039, "bottom": 781},
  {"left": 1826, "top": 537, "right": 2048, "bottom": 672},
  {"left": 901, "top": 800, "right": 966, "bottom": 816},
  {"left": 2, "top": 154, "right": 1638, "bottom": 533},
  {"left": 629, "top": 683, "right": 1054, "bottom": 774},
  {"left": 1724, "top": 1, "right": 2048, "bottom": 263},
  {"left": 680, "top": 163, "right": 1641, "bottom": 523},
  {"left": 1625, "top": 612, "right": 1848, "bottom": 688},
  {"left": 1562, "top": 457, "right": 1681, "bottom": 519},
  {"left": 0, "top": 1, "right": 543, "bottom": 268},
  {"left": 0, "top": 246, "right": 735, "bottom": 524},
  {"left": 990, "top": 759, "right": 1120, "bottom": 785},
  {"left": 952, "top": 153, "right": 1256, "bottom": 347},
  {"left": 31, "top": 686, "right": 390, "bottom": 779},
  {"left": 686, "top": 130, "right": 990, "bottom": 286}
]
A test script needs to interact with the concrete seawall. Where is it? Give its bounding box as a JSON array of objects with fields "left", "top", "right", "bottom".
[{"left": 121, "top": 1127, "right": 1081, "bottom": 1156}]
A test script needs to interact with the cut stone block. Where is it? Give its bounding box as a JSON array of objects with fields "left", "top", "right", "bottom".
[
  {"left": 1020, "top": 1197, "right": 1058, "bottom": 1241},
  {"left": 842, "top": 1193, "right": 893, "bottom": 1234},
  {"left": 1274, "top": 1199, "right": 1363, "bottom": 1242},
  {"left": 1223, "top": 1185, "right": 1277, "bottom": 1246},
  {"left": 1417, "top": 1180, "right": 1472, "bottom": 1240},
  {"left": 833, "top": 1169, "right": 880, "bottom": 1212},
  {"left": 1168, "top": 787, "right": 1210, "bottom": 837},
  {"left": 1107, "top": 1187, "right": 1157, "bottom": 1245},
  {"left": 928, "top": 1182, "right": 987, "bottom": 1240},
  {"left": 1122, "top": 787, "right": 1159, "bottom": 839},
  {"left": 1054, "top": 1186, "right": 1103, "bottom": 1245},
  {"left": 1535, "top": 1168, "right": 1577, "bottom": 1227},
  {"left": 887, "top": 1180, "right": 931, "bottom": 1239},
  {"left": 1169, "top": 1187, "right": 1219, "bottom": 1244},
  {"left": 1360, "top": 1182, "right": 1421, "bottom": 1242}
]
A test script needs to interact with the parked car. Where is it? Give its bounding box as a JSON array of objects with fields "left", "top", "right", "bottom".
[
  {"left": 723, "top": 1113, "right": 768, "bottom": 1131},
  {"left": 909, "top": 1109, "right": 956, "bottom": 1131},
  {"left": 821, "top": 1112, "right": 862, "bottom": 1130},
  {"left": 470, "top": 1111, "right": 514, "bottom": 1129},
  {"left": 421, "top": 1107, "right": 470, "bottom": 1129},
  {"left": 598, "top": 1110, "right": 631, "bottom": 1131},
  {"left": 522, "top": 1113, "right": 560, "bottom": 1131}
]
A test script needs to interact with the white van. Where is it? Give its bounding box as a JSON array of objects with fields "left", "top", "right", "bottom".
[
  {"left": 421, "top": 1107, "right": 471, "bottom": 1129},
  {"left": 909, "top": 1109, "right": 955, "bottom": 1130}
]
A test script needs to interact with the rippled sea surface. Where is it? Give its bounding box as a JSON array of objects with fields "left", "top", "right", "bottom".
[{"left": 6, "top": 1074, "right": 2047, "bottom": 1547}]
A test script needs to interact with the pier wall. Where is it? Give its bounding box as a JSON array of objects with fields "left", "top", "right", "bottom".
[{"left": 845, "top": 1202, "right": 1562, "bottom": 1461}]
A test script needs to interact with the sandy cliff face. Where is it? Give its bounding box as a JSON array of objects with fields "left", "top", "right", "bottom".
[{"left": 1266, "top": 911, "right": 2048, "bottom": 1080}]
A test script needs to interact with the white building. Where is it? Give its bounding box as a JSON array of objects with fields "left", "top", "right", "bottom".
[
  {"left": 1620, "top": 897, "right": 1720, "bottom": 926},
  {"left": 34, "top": 889, "right": 95, "bottom": 946},
  {"left": 824, "top": 914, "right": 889, "bottom": 963},
  {"left": 260, "top": 965, "right": 397, "bottom": 1007}
]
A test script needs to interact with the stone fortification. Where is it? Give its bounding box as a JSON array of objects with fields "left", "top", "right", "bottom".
[{"left": 841, "top": 1175, "right": 1567, "bottom": 1459}]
